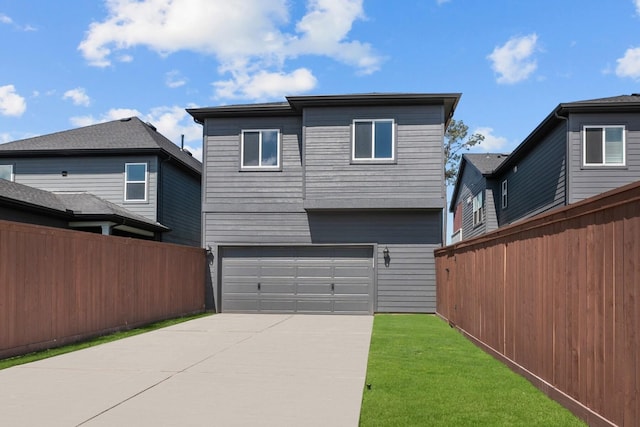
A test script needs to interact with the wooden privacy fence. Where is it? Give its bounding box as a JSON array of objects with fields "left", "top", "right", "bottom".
[
  {"left": 0, "top": 220, "right": 206, "bottom": 359},
  {"left": 436, "top": 181, "right": 640, "bottom": 427}
]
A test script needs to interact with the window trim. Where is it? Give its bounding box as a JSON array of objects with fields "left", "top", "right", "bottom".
[
  {"left": 351, "top": 119, "right": 396, "bottom": 162},
  {"left": 501, "top": 180, "right": 508, "bottom": 209},
  {"left": 582, "top": 125, "right": 626, "bottom": 167},
  {"left": 124, "top": 162, "right": 148, "bottom": 202},
  {"left": 240, "top": 129, "right": 281, "bottom": 170},
  {"left": 0, "top": 164, "right": 14, "bottom": 182},
  {"left": 472, "top": 191, "right": 484, "bottom": 227}
]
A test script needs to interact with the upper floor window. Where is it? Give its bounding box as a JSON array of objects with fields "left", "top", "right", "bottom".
[
  {"left": 583, "top": 126, "right": 625, "bottom": 166},
  {"left": 501, "top": 180, "right": 508, "bottom": 209},
  {"left": 473, "top": 191, "right": 484, "bottom": 226},
  {"left": 0, "top": 164, "right": 13, "bottom": 181},
  {"left": 125, "top": 163, "right": 147, "bottom": 202},
  {"left": 241, "top": 130, "right": 280, "bottom": 169},
  {"left": 352, "top": 119, "right": 394, "bottom": 161}
]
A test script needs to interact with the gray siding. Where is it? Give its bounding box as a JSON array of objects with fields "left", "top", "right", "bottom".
[
  {"left": 303, "top": 105, "right": 445, "bottom": 209},
  {"left": 159, "top": 161, "right": 201, "bottom": 246},
  {"left": 496, "top": 123, "right": 566, "bottom": 225},
  {"left": 567, "top": 112, "right": 640, "bottom": 203},
  {"left": 204, "top": 210, "right": 442, "bottom": 313},
  {"left": 453, "top": 163, "right": 488, "bottom": 240},
  {"left": 11, "top": 156, "right": 158, "bottom": 221},
  {"left": 202, "top": 116, "right": 303, "bottom": 214}
]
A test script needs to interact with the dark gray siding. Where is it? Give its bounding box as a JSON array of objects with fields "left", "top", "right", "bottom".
[
  {"left": 204, "top": 210, "right": 442, "bottom": 313},
  {"left": 496, "top": 123, "right": 566, "bottom": 225},
  {"left": 159, "top": 161, "right": 201, "bottom": 246},
  {"left": 303, "top": 105, "right": 446, "bottom": 209},
  {"left": 567, "top": 112, "right": 640, "bottom": 203},
  {"left": 452, "top": 163, "right": 488, "bottom": 240},
  {"left": 202, "top": 116, "right": 303, "bottom": 214},
  {"left": 0, "top": 207, "right": 68, "bottom": 228},
  {"left": 10, "top": 156, "right": 158, "bottom": 220}
]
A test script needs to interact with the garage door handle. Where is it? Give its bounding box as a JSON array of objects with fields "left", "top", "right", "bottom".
[
  {"left": 257, "top": 282, "right": 261, "bottom": 291},
  {"left": 331, "top": 283, "right": 335, "bottom": 292}
]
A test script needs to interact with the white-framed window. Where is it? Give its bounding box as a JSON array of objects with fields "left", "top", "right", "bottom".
[
  {"left": 0, "top": 164, "right": 13, "bottom": 181},
  {"left": 352, "top": 119, "right": 395, "bottom": 161},
  {"left": 241, "top": 129, "right": 280, "bottom": 169},
  {"left": 583, "top": 125, "right": 625, "bottom": 166},
  {"left": 501, "top": 180, "right": 508, "bottom": 209},
  {"left": 124, "top": 163, "right": 147, "bottom": 202},
  {"left": 472, "top": 191, "right": 484, "bottom": 226}
]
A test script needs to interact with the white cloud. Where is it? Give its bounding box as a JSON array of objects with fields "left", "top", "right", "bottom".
[
  {"left": 63, "top": 87, "right": 91, "bottom": 106},
  {"left": 473, "top": 127, "right": 509, "bottom": 152},
  {"left": 616, "top": 47, "right": 640, "bottom": 80},
  {"left": 0, "top": 133, "right": 13, "bottom": 143},
  {"left": 488, "top": 33, "right": 539, "bottom": 84},
  {"left": 214, "top": 68, "right": 317, "bottom": 100},
  {"left": 70, "top": 108, "right": 142, "bottom": 127},
  {"left": 0, "top": 14, "right": 12, "bottom": 24},
  {"left": 635, "top": 0, "right": 640, "bottom": 15},
  {"left": 78, "top": 0, "right": 381, "bottom": 100},
  {"left": 0, "top": 85, "right": 27, "bottom": 117},
  {"left": 166, "top": 70, "right": 187, "bottom": 88}
]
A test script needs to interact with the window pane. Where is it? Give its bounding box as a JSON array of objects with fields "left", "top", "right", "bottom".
[
  {"left": 354, "top": 122, "right": 372, "bottom": 158},
  {"left": 0, "top": 165, "right": 12, "bottom": 181},
  {"left": 605, "top": 127, "right": 624, "bottom": 164},
  {"left": 374, "top": 121, "right": 393, "bottom": 158},
  {"left": 126, "top": 182, "right": 145, "bottom": 200},
  {"left": 243, "top": 132, "right": 260, "bottom": 166},
  {"left": 261, "top": 130, "right": 278, "bottom": 166},
  {"left": 126, "top": 164, "right": 146, "bottom": 181},
  {"left": 585, "top": 128, "right": 603, "bottom": 164}
]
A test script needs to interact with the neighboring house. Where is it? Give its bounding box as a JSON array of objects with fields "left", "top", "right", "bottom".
[
  {"left": 450, "top": 94, "right": 640, "bottom": 242},
  {"left": 0, "top": 179, "right": 168, "bottom": 236},
  {"left": 188, "top": 93, "right": 460, "bottom": 314},
  {"left": 0, "top": 117, "right": 202, "bottom": 246},
  {"left": 449, "top": 153, "right": 508, "bottom": 243}
]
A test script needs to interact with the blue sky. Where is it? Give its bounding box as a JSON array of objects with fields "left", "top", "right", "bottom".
[{"left": 1, "top": 0, "right": 639, "bottom": 175}]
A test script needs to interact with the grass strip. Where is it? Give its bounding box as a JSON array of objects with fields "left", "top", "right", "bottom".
[
  {"left": 360, "top": 314, "right": 585, "bottom": 426},
  {"left": 0, "top": 312, "right": 212, "bottom": 370}
]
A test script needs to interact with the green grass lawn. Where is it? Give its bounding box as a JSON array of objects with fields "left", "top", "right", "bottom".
[
  {"left": 0, "top": 312, "right": 212, "bottom": 370},
  {"left": 360, "top": 314, "right": 585, "bottom": 426}
]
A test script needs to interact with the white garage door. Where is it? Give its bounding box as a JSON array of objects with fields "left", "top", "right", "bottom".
[{"left": 221, "top": 246, "right": 374, "bottom": 314}]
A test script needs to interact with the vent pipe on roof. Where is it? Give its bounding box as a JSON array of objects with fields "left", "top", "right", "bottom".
[{"left": 181, "top": 134, "right": 184, "bottom": 150}]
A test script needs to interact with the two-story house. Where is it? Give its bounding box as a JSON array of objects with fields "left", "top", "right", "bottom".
[
  {"left": 188, "top": 93, "right": 460, "bottom": 314},
  {"left": 0, "top": 117, "right": 202, "bottom": 246},
  {"left": 451, "top": 94, "right": 640, "bottom": 242}
]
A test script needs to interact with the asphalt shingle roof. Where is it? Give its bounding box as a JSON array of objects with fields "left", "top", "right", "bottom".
[
  {"left": 0, "top": 117, "right": 201, "bottom": 174},
  {"left": 0, "top": 179, "right": 167, "bottom": 231},
  {"left": 463, "top": 153, "right": 508, "bottom": 175}
]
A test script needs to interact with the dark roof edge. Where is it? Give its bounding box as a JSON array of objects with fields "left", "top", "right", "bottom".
[{"left": 187, "top": 93, "right": 462, "bottom": 124}]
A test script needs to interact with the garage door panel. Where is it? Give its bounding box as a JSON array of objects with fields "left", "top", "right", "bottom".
[
  {"left": 221, "top": 246, "right": 373, "bottom": 314},
  {"left": 261, "top": 283, "right": 296, "bottom": 294},
  {"left": 259, "top": 300, "right": 297, "bottom": 312},
  {"left": 297, "top": 282, "right": 333, "bottom": 294}
]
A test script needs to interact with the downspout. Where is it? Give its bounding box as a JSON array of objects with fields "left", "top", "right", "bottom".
[{"left": 554, "top": 110, "right": 569, "bottom": 206}]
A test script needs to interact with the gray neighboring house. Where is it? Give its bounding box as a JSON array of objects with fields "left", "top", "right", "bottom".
[
  {"left": 0, "top": 179, "right": 168, "bottom": 235},
  {"left": 449, "top": 153, "right": 508, "bottom": 243},
  {"left": 450, "top": 94, "right": 640, "bottom": 242},
  {"left": 188, "top": 93, "right": 460, "bottom": 314},
  {"left": 0, "top": 117, "right": 202, "bottom": 246}
]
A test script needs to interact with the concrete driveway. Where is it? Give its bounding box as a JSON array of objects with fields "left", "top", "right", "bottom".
[{"left": 0, "top": 314, "right": 373, "bottom": 427}]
